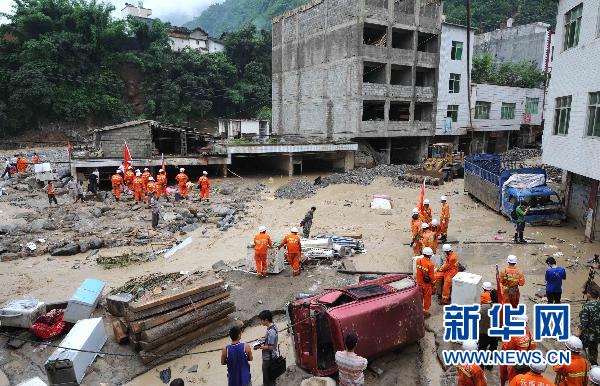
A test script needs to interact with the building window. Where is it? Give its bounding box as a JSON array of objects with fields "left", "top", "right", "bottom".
[
  {"left": 525, "top": 97, "right": 539, "bottom": 114},
  {"left": 501, "top": 103, "right": 516, "bottom": 119},
  {"left": 449, "top": 73, "right": 461, "bottom": 94},
  {"left": 451, "top": 41, "right": 463, "bottom": 60},
  {"left": 474, "top": 102, "right": 491, "bottom": 119},
  {"left": 446, "top": 105, "right": 459, "bottom": 122},
  {"left": 563, "top": 3, "right": 583, "bottom": 50},
  {"left": 553, "top": 96, "right": 572, "bottom": 135},
  {"left": 587, "top": 92, "right": 600, "bottom": 137}
]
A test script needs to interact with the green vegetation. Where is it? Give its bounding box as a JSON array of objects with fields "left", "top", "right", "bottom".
[
  {"left": 472, "top": 53, "right": 546, "bottom": 88},
  {"left": 189, "top": 0, "right": 557, "bottom": 37},
  {"left": 0, "top": 0, "right": 271, "bottom": 134}
]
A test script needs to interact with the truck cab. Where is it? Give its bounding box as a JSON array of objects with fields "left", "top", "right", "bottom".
[
  {"left": 503, "top": 187, "right": 564, "bottom": 225},
  {"left": 287, "top": 274, "right": 424, "bottom": 376}
]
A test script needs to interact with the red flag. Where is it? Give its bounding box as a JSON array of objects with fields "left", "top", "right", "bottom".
[
  {"left": 495, "top": 264, "right": 504, "bottom": 304},
  {"left": 161, "top": 153, "right": 166, "bottom": 172},
  {"left": 123, "top": 142, "right": 132, "bottom": 170},
  {"left": 67, "top": 142, "right": 72, "bottom": 158},
  {"left": 418, "top": 179, "right": 426, "bottom": 212}
]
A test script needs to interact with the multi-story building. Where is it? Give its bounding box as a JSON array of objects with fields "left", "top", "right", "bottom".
[
  {"left": 271, "top": 0, "right": 442, "bottom": 163},
  {"left": 122, "top": 2, "right": 152, "bottom": 19},
  {"left": 543, "top": 0, "right": 600, "bottom": 241},
  {"left": 434, "top": 22, "right": 473, "bottom": 149}
]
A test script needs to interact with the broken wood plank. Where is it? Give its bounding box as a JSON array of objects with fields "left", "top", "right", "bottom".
[
  {"left": 139, "top": 304, "right": 235, "bottom": 352},
  {"left": 337, "top": 269, "right": 413, "bottom": 276},
  {"left": 125, "top": 287, "right": 225, "bottom": 322},
  {"left": 112, "top": 319, "right": 128, "bottom": 344},
  {"left": 140, "top": 318, "right": 242, "bottom": 364},
  {"left": 141, "top": 301, "right": 233, "bottom": 343},
  {"left": 129, "top": 331, "right": 141, "bottom": 351},
  {"left": 128, "top": 277, "right": 223, "bottom": 313},
  {"left": 130, "top": 289, "right": 229, "bottom": 333}
]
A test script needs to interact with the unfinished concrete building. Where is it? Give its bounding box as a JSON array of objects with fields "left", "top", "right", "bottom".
[{"left": 272, "top": 0, "right": 442, "bottom": 163}]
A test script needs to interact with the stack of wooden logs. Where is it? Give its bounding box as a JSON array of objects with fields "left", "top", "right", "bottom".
[{"left": 110, "top": 276, "right": 234, "bottom": 363}]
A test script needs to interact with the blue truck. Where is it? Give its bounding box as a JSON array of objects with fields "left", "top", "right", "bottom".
[{"left": 464, "top": 154, "right": 565, "bottom": 225}]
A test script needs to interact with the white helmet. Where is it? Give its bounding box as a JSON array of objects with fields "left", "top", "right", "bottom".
[
  {"left": 482, "top": 282, "right": 494, "bottom": 291},
  {"left": 180, "top": 168, "right": 185, "bottom": 172},
  {"left": 412, "top": 208, "right": 419, "bottom": 215},
  {"left": 441, "top": 195, "right": 448, "bottom": 201},
  {"left": 259, "top": 226, "right": 267, "bottom": 232},
  {"left": 462, "top": 340, "right": 478, "bottom": 351},
  {"left": 590, "top": 366, "right": 600, "bottom": 385},
  {"left": 529, "top": 361, "right": 547, "bottom": 374},
  {"left": 424, "top": 199, "right": 430, "bottom": 205},
  {"left": 507, "top": 255, "right": 518, "bottom": 264},
  {"left": 203, "top": 171, "right": 208, "bottom": 175},
  {"left": 422, "top": 223, "right": 429, "bottom": 229},
  {"left": 565, "top": 336, "right": 583, "bottom": 352},
  {"left": 291, "top": 227, "right": 299, "bottom": 233},
  {"left": 135, "top": 171, "right": 141, "bottom": 176},
  {"left": 422, "top": 247, "right": 434, "bottom": 256},
  {"left": 442, "top": 244, "right": 452, "bottom": 252},
  {"left": 115, "top": 169, "right": 120, "bottom": 173},
  {"left": 144, "top": 168, "right": 149, "bottom": 171},
  {"left": 148, "top": 177, "right": 154, "bottom": 181},
  {"left": 159, "top": 169, "right": 164, "bottom": 173},
  {"left": 128, "top": 166, "right": 133, "bottom": 170},
  {"left": 431, "top": 219, "right": 439, "bottom": 226},
  {"left": 135, "top": 169, "right": 141, "bottom": 173}
]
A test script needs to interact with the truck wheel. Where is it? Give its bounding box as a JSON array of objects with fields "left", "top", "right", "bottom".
[{"left": 358, "top": 274, "right": 380, "bottom": 282}]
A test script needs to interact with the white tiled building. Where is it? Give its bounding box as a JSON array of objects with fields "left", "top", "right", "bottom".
[
  {"left": 435, "top": 23, "right": 474, "bottom": 139},
  {"left": 169, "top": 27, "right": 224, "bottom": 53},
  {"left": 543, "top": 0, "right": 600, "bottom": 241}
]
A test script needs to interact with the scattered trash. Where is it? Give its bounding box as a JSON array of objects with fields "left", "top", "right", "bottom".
[
  {"left": 164, "top": 237, "right": 193, "bottom": 258},
  {"left": 494, "top": 235, "right": 504, "bottom": 241},
  {"left": 370, "top": 195, "right": 392, "bottom": 210},
  {"left": 552, "top": 252, "right": 564, "bottom": 258},
  {"left": 187, "top": 364, "right": 198, "bottom": 373}
]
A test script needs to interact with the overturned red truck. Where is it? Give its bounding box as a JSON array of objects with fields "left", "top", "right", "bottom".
[{"left": 287, "top": 274, "right": 424, "bottom": 376}]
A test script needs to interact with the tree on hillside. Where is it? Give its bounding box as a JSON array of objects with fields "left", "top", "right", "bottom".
[{"left": 472, "top": 52, "right": 545, "bottom": 88}]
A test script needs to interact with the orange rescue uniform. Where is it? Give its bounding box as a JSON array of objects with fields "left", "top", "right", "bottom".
[
  {"left": 420, "top": 205, "right": 432, "bottom": 224},
  {"left": 254, "top": 233, "right": 273, "bottom": 277},
  {"left": 553, "top": 353, "right": 588, "bottom": 386},
  {"left": 156, "top": 173, "right": 168, "bottom": 198},
  {"left": 440, "top": 202, "right": 450, "bottom": 237},
  {"left": 435, "top": 251, "right": 459, "bottom": 304},
  {"left": 480, "top": 291, "right": 492, "bottom": 304},
  {"left": 16, "top": 157, "right": 28, "bottom": 173},
  {"left": 430, "top": 224, "right": 440, "bottom": 253},
  {"left": 421, "top": 229, "right": 436, "bottom": 252},
  {"left": 111, "top": 174, "right": 124, "bottom": 199},
  {"left": 500, "top": 329, "right": 536, "bottom": 385},
  {"left": 500, "top": 265, "right": 525, "bottom": 308},
  {"left": 416, "top": 255, "right": 436, "bottom": 316},
  {"left": 279, "top": 233, "right": 302, "bottom": 276},
  {"left": 124, "top": 170, "right": 135, "bottom": 190},
  {"left": 509, "top": 372, "right": 554, "bottom": 386},
  {"left": 198, "top": 176, "right": 210, "bottom": 200},
  {"left": 175, "top": 172, "right": 189, "bottom": 198},
  {"left": 457, "top": 364, "right": 487, "bottom": 386},
  {"left": 411, "top": 218, "right": 423, "bottom": 255},
  {"left": 133, "top": 176, "right": 144, "bottom": 202},
  {"left": 147, "top": 181, "right": 157, "bottom": 196},
  {"left": 141, "top": 171, "right": 151, "bottom": 191}
]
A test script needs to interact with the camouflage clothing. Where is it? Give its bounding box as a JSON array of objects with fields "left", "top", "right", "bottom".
[
  {"left": 579, "top": 300, "right": 600, "bottom": 365},
  {"left": 300, "top": 210, "right": 314, "bottom": 238}
]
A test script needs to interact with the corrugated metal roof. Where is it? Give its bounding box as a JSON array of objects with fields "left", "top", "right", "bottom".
[{"left": 93, "top": 120, "right": 153, "bottom": 132}]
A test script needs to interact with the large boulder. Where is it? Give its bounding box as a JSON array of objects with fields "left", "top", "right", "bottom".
[
  {"left": 51, "top": 242, "right": 81, "bottom": 256},
  {"left": 88, "top": 238, "right": 104, "bottom": 249},
  {"left": 42, "top": 220, "right": 58, "bottom": 231},
  {"left": 220, "top": 185, "right": 235, "bottom": 195},
  {"left": 211, "top": 205, "right": 231, "bottom": 217},
  {"left": 30, "top": 219, "right": 46, "bottom": 232},
  {"left": 180, "top": 223, "right": 199, "bottom": 233},
  {"left": 174, "top": 208, "right": 193, "bottom": 218},
  {"left": 0, "top": 223, "right": 19, "bottom": 235},
  {"left": 90, "top": 207, "right": 103, "bottom": 218}
]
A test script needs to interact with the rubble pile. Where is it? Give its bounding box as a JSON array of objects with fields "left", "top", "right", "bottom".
[
  {"left": 275, "top": 164, "right": 414, "bottom": 199},
  {"left": 503, "top": 147, "right": 542, "bottom": 160}
]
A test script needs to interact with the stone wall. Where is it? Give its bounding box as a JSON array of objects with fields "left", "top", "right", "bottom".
[{"left": 99, "top": 123, "right": 153, "bottom": 158}]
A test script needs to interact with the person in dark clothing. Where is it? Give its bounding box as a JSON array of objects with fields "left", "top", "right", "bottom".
[
  {"left": 545, "top": 257, "right": 566, "bottom": 304},
  {"left": 169, "top": 379, "right": 184, "bottom": 386},
  {"left": 479, "top": 288, "right": 499, "bottom": 369},
  {"left": 256, "top": 310, "right": 278, "bottom": 386},
  {"left": 88, "top": 168, "right": 99, "bottom": 194},
  {"left": 300, "top": 206, "right": 316, "bottom": 238},
  {"left": 578, "top": 287, "right": 600, "bottom": 365},
  {"left": 221, "top": 326, "right": 252, "bottom": 386},
  {"left": 1, "top": 158, "right": 11, "bottom": 179},
  {"left": 150, "top": 192, "right": 160, "bottom": 229},
  {"left": 514, "top": 201, "right": 528, "bottom": 243}
]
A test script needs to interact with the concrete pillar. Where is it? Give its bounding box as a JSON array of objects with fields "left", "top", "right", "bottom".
[
  {"left": 221, "top": 164, "right": 228, "bottom": 178},
  {"left": 385, "top": 138, "right": 392, "bottom": 164},
  {"left": 277, "top": 154, "right": 293, "bottom": 176},
  {"left": 344, "top": 151, "right": 355, "bottom": 172}
]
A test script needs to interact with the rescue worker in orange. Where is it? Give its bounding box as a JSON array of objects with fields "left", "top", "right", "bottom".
[
  {"left": 420, "top": 198, "right": 432, "bottom": 224},
  {"left": 435, "top": 244, "right": 459, "bottom": 305},
  {"left": 198, "top": 171, "right": 210, "bottom": 202},
  {"left": 146, "top": 176, "right": 157, "bottom": 205},
  {"left": 16, "top": 156, "right": 28, "bottom": 173},
  {"left": 416, "top": 247, "right": 436, "bottom": 319},
  {"left": 141, "top": 168, "right": 151, "bottom": 191},
  {"left": 480, "top": 281, "right": 494, "bottom": 304},
  {"left": 553, "top": 336, "right": 589, "bottom": 386},
  {"left": 411, "top": 208, "right": 423, "bottom": 255},
  {"left": 176, "top": 168, "right": 189, "bottom": 199},
  {"left": 254, "top": 226, "right": 273, "bottom": 278},
  {"left": 509, "top": 362, "right": 554, "bottom": 386},
  {"left": 156, "top": 169, "right": 168, "bottom": 199},
  {"left": 124, "top": 166, "right": 135, "bottom": 191},
  {"left": 501, "top": 313, "right": 537, "bottom": 385},
  {"left": 430, "top": 218, "right": 441, "bottom": 253},
  {"left": 458, "top": 340, "right": 487, "bottom": 386},
  {"left": 440, "top": 195, "right": 450, "bottom": 241},
  {"left": 500, "top": 255, "right": 526, "bottom": 308},
  {"left": 111, "top": 170, "right": 124, "bottom": 201},
  {"left": 133, "top": 170, "right": 144, "bottom": 202},
  {"left": 33, "top": 152, "right": 40, "bottom": 164},
  {"left": 279, "top": 227, "right": 302, "bottom": 276},
  {"left": 420, "top": 223, "right": 436, "bottom": 253}
]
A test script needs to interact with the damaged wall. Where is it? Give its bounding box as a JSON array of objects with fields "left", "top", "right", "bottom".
[{"left": 96, "top": 122, "right": 153, "bottom": 158}]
